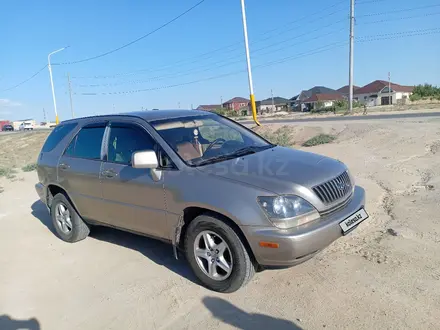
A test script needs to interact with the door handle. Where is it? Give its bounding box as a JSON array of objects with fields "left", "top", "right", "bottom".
[
  {"left": 59, "top": 163, "right": 70, "bottom": 170},
  {"left": 102, "top": 169, "right": 117, "bottom": 178}
]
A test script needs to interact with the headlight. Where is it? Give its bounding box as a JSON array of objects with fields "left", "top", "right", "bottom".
[{"left": 257, "top": 195, "right": 320, "bottom": 229}]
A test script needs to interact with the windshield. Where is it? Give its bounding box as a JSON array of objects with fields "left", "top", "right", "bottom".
[{"left": 151, "top": 114, "right": 273, "bottom": 166}]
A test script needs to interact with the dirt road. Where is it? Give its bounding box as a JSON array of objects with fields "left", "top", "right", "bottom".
[{"left": 1, "top": 117, "right": 439, "bottom": 329}]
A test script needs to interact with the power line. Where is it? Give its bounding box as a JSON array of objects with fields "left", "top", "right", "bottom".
[
  {"left": 356, "top": 27, "right": 440, "bottom": 39},
  {"left": 357, "top": 28, "right": 440, "bottom": 42},
  {"left": 355, "top": 0, "right": 387, "bottom": 4},
  {"left": 77, "top": 42, "right": 347, "bottom": 96},
  {"left": 252, "top": 19, "right": 346, "bottom": 54},
  {"left": 249, "top": 7, "right": 347, "bottom": 46},
  {"left": 73, "top": 18, "right": 347, "bottom": 84},
  {"left": 72, "top": 0, "right": 348, "bottom": 80},
  {"left": 75, "top": 24, "right": 439, "bottom": 89},
  {"left": 0, "top": 65, "right": 47, "bottom": 92},
  {"left": 77, "top": 26, "right": 440, "bottom": 96},
  {"left": 357, "top": 11, "right": 440, "bottom": 25},
  {"left": 53, "top": 0, "right": 206, "bottom": 65},
  {"left": 357, "top": 3, "right": 440, "bottom": 17},
  {"left": 74, "top": 25, "right": 347, "bottom": 88}
]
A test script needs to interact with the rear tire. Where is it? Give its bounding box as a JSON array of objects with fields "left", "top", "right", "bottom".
[
  {"left": 184, "top": 214, "right": 255, "bottom": 293},
  {"left": 50, "top": 193, "right": 90, "bottom": 243}
]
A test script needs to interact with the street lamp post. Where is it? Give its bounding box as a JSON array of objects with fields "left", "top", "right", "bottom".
[
  {"left": 48, "top": 47, "right": 68, "bottom": 124},
  {"left": 240, "top": 0, "right": 260, "bottom": 126}
]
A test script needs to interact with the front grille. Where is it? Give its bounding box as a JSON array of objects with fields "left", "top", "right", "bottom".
[{"left": 313, "top": 171, "right": 352, "bottom": 205}]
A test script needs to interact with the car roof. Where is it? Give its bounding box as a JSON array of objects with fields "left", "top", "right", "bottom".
[{"left": 61, "top": 109, "right": 212, "bottom": 125}]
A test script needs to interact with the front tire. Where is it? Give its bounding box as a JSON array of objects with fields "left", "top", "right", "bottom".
[
  {"left": 50, "top": 193, "right": 90, "bottom": 243},
  {"left": 185, "top": 214, "right": 255, "bottom": 293}
]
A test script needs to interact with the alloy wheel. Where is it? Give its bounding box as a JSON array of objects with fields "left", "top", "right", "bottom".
[
  {"left": 193, "top": 230, "right": 233, "bottom": 281},
  {"left": 55, "top": 202, "right": 72, "bottom": 234}
]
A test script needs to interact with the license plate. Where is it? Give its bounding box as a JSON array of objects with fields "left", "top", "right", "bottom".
[{"left": 339, "top": 208, "right": 369, "bottom": 233}]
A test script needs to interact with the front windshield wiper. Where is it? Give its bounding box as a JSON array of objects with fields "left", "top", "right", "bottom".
[
  {"left": 233, "top": 145, "right": 274, "bottom": 156},
  {"left": 192, "top": 145, "right": 273, "bottom": 167}
]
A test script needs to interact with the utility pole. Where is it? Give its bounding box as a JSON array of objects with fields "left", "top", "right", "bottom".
[
  {"left": 388, "top": 72, "right": 392, "bottom": 106},
  {"left": 240, "top": 0, "right": 260, "bottom": 126},
  {"left": 271, "top": 89, "right": 275, "bottom": 113},
  {"left": 220, "top": 96, "right": 223, "bottom": 108},
  {"left": 112, "top": 104, "right": 115, "bottom": 112},
  {"left": 178, "top": 102, "right": 181, "bottom": 109},
  {"left": 67, "top": 73, "right": 74, "bottom": 118},
  {"left": 348, "top": 0, "right": 355, "bottom": 113},
  {"left": 43, "top": 108, "right": 47, "bottom": 123}
]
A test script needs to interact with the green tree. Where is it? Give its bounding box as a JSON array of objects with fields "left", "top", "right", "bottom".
[{"left": 411, "top": 84, "right": 440, "bottom": 100}]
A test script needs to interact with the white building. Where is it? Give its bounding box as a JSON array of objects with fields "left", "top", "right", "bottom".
[{"left": 354, "top": 80, "right": 413, "bottom": 106}]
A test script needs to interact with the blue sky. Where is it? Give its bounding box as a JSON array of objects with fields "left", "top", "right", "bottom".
[{"left": 1, "top": 0, "right": 439, "bottom": 122}]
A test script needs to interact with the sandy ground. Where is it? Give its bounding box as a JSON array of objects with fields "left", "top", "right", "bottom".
[{"left": 1, "top": 116, "right": 440, "bottom": 330}]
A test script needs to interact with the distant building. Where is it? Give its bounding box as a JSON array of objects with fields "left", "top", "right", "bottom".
[
  {"left": 291, "top": 86, "right": 343, "bottom": 111},
  {"left": 354, "top": 80, "right": 413, "bottom": 106},
  {"left": 196, "top": 105, "right": 221, "bottom": 112},
  {"left": 256, "top": 97, "right": 290, "bottom": 113},
  {"left": 302, "top": 93, "right": 344, "bottom": 111},
  {"left": 222, "top": 97, "right": 250, "bottom": 113},
  {"left": 13, "top": 119, "right": 36, "bottom": 131}
]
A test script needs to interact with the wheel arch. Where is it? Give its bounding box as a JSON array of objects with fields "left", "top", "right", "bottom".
[
  {"left": 179, "top": 206, "right": 257, "bottom": 265},
  {"left": 46, "top": 184, "right": 79, "bottom": 214}
]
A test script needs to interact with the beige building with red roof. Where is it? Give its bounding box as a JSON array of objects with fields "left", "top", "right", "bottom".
[{"left": 353, "top": 80, "right": 414, "bottom": 106}]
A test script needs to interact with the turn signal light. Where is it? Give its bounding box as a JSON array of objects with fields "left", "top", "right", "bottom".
[{"left": 259, "top": 241, "right": 279, "bottom": 248}]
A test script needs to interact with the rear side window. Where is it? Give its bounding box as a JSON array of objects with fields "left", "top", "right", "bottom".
[
  {"left": 42, "top": 123, "right": 77, "bottom": 152},
  {"left": 65, "top": 126, "right": 105, "bottom": 160}
]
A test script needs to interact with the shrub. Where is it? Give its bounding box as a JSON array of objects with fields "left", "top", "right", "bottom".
[
  {"left": 22, "top": 163, "right": 38, "bottom": 172},
  {"left": 302, "top": 134, "right": 336, "bottom": 147},
  {"left": 258, "top": 126, "right": 293, "bottom": 147},
  {"left": 410, "top": 94, "right": 422, "bottom": 102},
  {"left": 0, "top": 167, "right": 17, "bottom": 179}
]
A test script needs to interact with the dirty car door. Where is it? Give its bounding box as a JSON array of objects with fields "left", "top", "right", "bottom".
[
  {"left": 57, "top": 122, "right": 106, "bottom": 222},
  {"left": 100, "top": 121, "right": 167, "bottom": 238}
]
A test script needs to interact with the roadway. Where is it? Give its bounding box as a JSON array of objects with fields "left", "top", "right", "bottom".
[{"left": 241, "top": 111, "right": 440, "bottom": 125}]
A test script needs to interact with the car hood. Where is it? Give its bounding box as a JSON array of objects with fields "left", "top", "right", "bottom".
[{"left": 196, "top": 146, "right": 347, "bottom": 195}]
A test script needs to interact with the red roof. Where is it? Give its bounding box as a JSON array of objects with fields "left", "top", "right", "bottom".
[
  {"left": 224, "top": 97, "right": 250, "bottom": 104},
  {"left": 355, "top": 80, "right": 414, "bottom": 94},
  {"left": 303, "top": 93, "right": 344, "bottom": 103},
  {"left": 337, "top": 85, "right": 360, "bottom": 94}
]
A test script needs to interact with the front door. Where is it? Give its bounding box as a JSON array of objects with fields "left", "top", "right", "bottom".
[
  {"left": 100, "top": 121, "right": 167, "bottom": 239},
  {"left": 57, "top": 123, "right": 107, "bottom": 222}
]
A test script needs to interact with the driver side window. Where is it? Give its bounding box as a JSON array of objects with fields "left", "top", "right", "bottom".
[{"left": 107, "top": 124, "right": 156, "bottom": 165}]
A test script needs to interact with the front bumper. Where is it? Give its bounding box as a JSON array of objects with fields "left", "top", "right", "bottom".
[{"left": 242, "top": 186, "right": 366, "bottom": 267}]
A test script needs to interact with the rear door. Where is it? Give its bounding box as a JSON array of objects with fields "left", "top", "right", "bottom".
[
  {"left": 100, "top": 120, "right": 168, "bottom": 238},
  {"left": 57, "top": 122, "right": 106, "bottom": 222}
]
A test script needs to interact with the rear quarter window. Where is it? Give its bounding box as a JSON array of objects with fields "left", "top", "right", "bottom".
[{"left": 42, "top": 123, "right": 77, "bottom": 153}]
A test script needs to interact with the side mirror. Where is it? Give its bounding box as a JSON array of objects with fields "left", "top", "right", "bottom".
[{"left": 132, "top": 150, "right": 158, "bottom": 169}]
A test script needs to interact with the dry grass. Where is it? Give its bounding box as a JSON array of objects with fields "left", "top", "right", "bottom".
[
  {"left": 256, "top": 125, "right": 293, "bottom": 147},
  {"left": 0, "top": 131, "right": 49, "bottom": 168}
]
